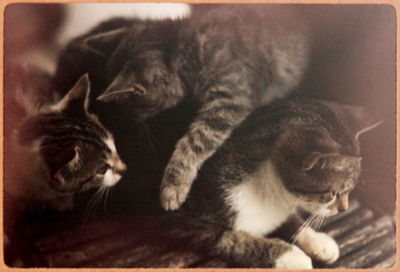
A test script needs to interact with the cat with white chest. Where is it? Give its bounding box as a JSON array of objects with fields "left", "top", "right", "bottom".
[
  {"left": 52, "top": 4, "right": 310, "bottom": 211},
  {"left": 160, "top": 96, "right": 381, "bottom": 268}
]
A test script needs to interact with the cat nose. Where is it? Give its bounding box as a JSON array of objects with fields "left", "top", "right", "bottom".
[
  {"left": 337, "top": 192, "right": 349, "bottom": 212},
  {"left": 115, "top": 161, "right": 127, "bottom": 174},
  {"left": 329, "top": 192, "right": 349, "bottom": 213}
]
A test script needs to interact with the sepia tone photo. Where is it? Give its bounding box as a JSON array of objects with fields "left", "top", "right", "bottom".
[{"left": 3, "top": 2, "right": 397, "bottom": 269}]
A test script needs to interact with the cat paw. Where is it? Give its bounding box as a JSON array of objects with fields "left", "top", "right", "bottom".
[
  {"left": 274, "top": 245, "right": 313, "bottom": 269},
  {"left": 160, "top": 183, "right": 190, "bottom": 211},
  {"left": 160, "top": 167, "right": 195, "bottom": 210},
  {"left": 297, "top": 228, "right": 339, "bottom": 264}
]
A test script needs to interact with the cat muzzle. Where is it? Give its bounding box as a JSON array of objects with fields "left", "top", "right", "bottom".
[
  {"left": 329, "top": 192, "right": 349, "bottom": 213},
  {"left": 114, "top": 160, "right": 127, "bottom": 175}
]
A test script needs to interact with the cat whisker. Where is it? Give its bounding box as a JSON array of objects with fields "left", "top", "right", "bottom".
[
  {"left": 142, "top": 121, "right": 161, "bottom": 146},
  {"left": 137, "top": 122, "right": 144, "bottom": 145},
  {"left": 291, "top": 213, "right": 318, "bottom": 245},
  {"left": 291, "top": 223, "right": 306, "bottom": 244},
  {"left": 140, "top": 121, "right": 158, "bottom": 156},
  {"left": 103, "top": 186, "right": 111, "bottom": 212},
  {"left": 83, "top": 190, "right": 102, "bottom": 217},
  {"left": 82, "top": 187, "right": 106, "bottom": 223},
  {"left": 319, "top": 216, "right": 326, "bottom": 230},
  {"left": 314, "top": 214, "right": 325, "bottom": 231}
]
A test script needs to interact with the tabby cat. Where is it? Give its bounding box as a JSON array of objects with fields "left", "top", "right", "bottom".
[
  {"left": 5, "top": 68, "right": 126, "bottom": 212},
  {"left": 160, "top": 96, "right": 381, "bottom": 268},
  {"left": 53, "top": 4, "right": 310, "bottom": 210}
]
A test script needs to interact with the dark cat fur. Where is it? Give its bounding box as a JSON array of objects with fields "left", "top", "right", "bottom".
[
  {"left": 4, "top": 67, "right": 126, "bottom": 213},
  {"left": 156, "top": 96, "right": 382, "bottom": 268},
  {"left": 53, "top": 4, "right": 310, "bottom": 210}
]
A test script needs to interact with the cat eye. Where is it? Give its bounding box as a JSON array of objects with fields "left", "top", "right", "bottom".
[{"left": 97, "top": 163, "right": 111, "bottom": 175}]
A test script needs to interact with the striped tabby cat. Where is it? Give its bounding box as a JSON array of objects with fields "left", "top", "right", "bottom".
[
  {"left": 161, "top": 96, "right": 381, "bottom": 268},
  {"left": 53, "top": 5, "right": 310, "bottom": 210},
  {"left": 5, "top": 68, "right": 126, "bottom": 212}
]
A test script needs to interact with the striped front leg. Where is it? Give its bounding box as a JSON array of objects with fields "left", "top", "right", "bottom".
[{"left": 160, "top": 90, "right": 251, "bottom": 210}]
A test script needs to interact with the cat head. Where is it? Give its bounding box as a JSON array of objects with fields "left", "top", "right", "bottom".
[
  {"left": 18, "top": 74, "right": 127, "bottom": 193},
  {"left": 97, "top": 49, "right": 184, "bottom": 120},
  {"left": 273, "top": 98, "right": 382, "bottom": 217},
  {"left": 83, "top": 25, "right": 184, "bottom": 120}
]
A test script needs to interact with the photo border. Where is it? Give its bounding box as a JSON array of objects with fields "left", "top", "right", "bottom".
[{"left": 0, "top": 0, "right": 398, "bottom": 271}]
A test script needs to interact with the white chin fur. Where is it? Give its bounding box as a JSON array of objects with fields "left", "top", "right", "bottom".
[
  {"left": 299, "top": 196, "right": 338, "bottom": 217},
  {"left": 102, "top": 169, "right": 121, "bottom": 187}
]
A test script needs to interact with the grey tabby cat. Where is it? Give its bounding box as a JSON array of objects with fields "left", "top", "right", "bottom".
[
  {"left": 5, "top": 68, "right": 126, "bottom": 212},
  {"left": 161, "top": 96, "right": 381, "bottom": 268},
  {"left": 53, "top": 5, "right": 310, "bottom": 210}
]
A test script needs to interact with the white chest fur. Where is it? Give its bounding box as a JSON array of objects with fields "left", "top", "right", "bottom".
[{"left": 226, "top": 160, "right": 297, "bottom": 237}]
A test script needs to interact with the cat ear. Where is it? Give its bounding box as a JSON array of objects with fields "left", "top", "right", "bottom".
[
  {"left": 53, "top": 146, "right": 82, "bottom": 186},
  {"left": 66, "top": 146, "right": 81, "bottom": 170},
  {"left": 55, "top": 74, "right": 91, "bottom": 115},
  {"left": 97, "top": 68, "right": 146, "bottom": 102},
  {"left": 302, "top": 152, "right": 362, "bottom": 171},
  {"left": 319, "top": 100, "right": 383, "bottom": 140},
  {"left": 302, "top": 152, "right": 328, "bottom": 171},
  {"left": 83, "top": 28, "right": 127, "bottom": 58}
]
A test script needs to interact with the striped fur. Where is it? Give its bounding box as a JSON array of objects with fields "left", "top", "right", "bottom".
[
  {"left": 5, "top": 69, "right": 125, "bottom": 212},
  {"left": 157, "top": 96, "right": 381, "bottom": 268},
  {"left": 53, "top": 5, "right": 310, "bottom": 210}
]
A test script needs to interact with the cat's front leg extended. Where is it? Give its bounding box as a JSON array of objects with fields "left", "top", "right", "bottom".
[
  {"left": 216, "top": 230, "right": 313, "bottom": 269},
  {"left": 277, "top": 214, "right": 340, "bottom": 264},
  {"left": 296, "top": 226, "right": 340, "bottom": 264},
  {"left": 160, "top": 93, "right": 252, "bottom": 210}
]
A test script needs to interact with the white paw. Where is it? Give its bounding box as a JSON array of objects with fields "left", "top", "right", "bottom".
[
  {"left": 297, "top": 228, "right": 339, "bottom": 264},
  {"left": 274, "top": 245, "right": 313, "bottom": 269}
]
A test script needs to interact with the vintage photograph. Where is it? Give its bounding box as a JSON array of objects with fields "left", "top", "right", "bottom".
[{"left": 3, "top": 2, "right": 396, "bottom": 269}]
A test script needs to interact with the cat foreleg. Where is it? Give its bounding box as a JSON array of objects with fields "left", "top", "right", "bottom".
[
  {"left": 296, "top": 226, "right": 340, "bottom": 264},
  {"left": 216, "top": 230, "right": 312, "bottom": 269},
  {"left": 284, "top": 214, "right": 340, "bottom": 264},
  {"left": 160, "top": 98, "right": 251, "bottom": 210}
]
